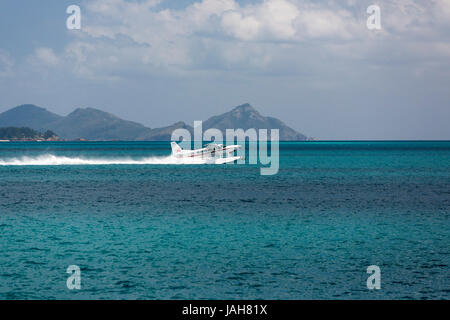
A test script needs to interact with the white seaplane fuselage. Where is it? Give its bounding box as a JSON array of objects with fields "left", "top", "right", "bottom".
[{"left": 171, "top": 142, "right": 243, "bottom": 164}]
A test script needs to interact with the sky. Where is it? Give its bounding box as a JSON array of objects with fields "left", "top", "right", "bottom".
[{"left": 0, "top": 0, "right": 449, "bottom": 140}]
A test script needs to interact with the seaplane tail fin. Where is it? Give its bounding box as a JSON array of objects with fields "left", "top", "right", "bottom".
[{"left": 171, "top": 142, "right": 182, "bottom": 155}]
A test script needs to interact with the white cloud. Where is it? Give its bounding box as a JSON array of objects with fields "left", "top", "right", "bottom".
[
  {"left": 435, "top": 0, "right": 450, "bottom": 20},
  {"left": 296, "top": 7, "right": 359, "bottom": 39},
  {"left": 222, "top": 0, "right": 300, "bottom": 41},
  {"left": 33, "top": 0, "right": 450, "bottom": 81},
  {"left": 66, "top": 0, "right": 363, "bottom": 78},
  {"left": 30, "top": 47, "right": 60, "bottom": 67},
  {"left": 260, "top": 0, "right": 299, "bottom": 39},
  {"left": 0, "top": 49, "right": 14, "bottom": 78},
  {"left": 222, "top": 11, "right": 261, "bottom": 41}
]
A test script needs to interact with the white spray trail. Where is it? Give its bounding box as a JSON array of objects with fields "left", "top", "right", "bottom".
[{"left": 0, "top": 154, "right": 210, "bottom": 166}]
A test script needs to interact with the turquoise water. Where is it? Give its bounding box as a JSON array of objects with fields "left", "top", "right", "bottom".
[{"left": 0, "top": 141, "right": 449, "bottom": 299}]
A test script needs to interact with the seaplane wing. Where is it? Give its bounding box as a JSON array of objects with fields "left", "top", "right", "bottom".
[
  {"left": 214, "top": 155, "right": 243, "bottom": 164},
  {"left": 170, "top": 142, "right": 243, "bottom": 164}
]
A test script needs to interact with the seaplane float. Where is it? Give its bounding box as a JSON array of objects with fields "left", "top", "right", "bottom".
[{"left": 171, "top": 142, "right": 244, "bottom": 164}]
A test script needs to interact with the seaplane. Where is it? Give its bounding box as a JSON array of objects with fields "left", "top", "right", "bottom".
[{"left": 171, "top": 142, "right": 243, "bottom": 164}]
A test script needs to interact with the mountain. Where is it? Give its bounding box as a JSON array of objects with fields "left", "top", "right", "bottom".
[
  {"left": 203, "top": 103, "right": 307, "bottom": 140},
  {"left": 139, "top": 121, "right": 193, "bottom": 141},
  {"left": 0, "top": 103, "right": 306, "bottom": 140},
  {"left": 0, "top": 104, "right": 62, "bottom": 130},
  {"left": 47, "top": 108, "right": 153, "bottom": 140}
]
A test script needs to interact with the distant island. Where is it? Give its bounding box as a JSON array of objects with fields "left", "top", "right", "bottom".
[
  {"left": 0, "top": 103, "right": 307, "bottom": 141},
  {"left": 0, "top": 127, "right": 60, "bottom": 141}
]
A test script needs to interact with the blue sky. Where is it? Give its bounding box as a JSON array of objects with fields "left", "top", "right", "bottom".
[{"left": 0, "top": 0, "right": 449, "bottom": 139}]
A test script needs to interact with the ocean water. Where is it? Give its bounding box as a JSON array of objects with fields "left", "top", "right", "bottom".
[{"left": 0, "top": 141, "right": 449, "bottom": 300}]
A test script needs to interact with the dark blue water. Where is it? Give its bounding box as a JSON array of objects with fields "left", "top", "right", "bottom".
[{"left": 0, "top": 141, "right": 449, "bottom": 299}]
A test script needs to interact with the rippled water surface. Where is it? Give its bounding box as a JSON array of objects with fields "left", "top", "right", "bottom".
[{"left": 0, "top": 141, "right": 449, "bottom": 299}]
